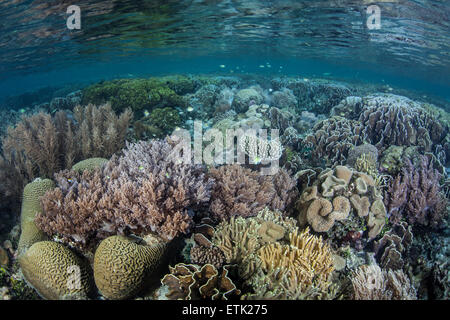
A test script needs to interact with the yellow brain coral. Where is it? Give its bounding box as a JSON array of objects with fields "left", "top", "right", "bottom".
[
  {"left": 18, "top": 241, "right": 94, "bottom": 300},
  {"left": 17, "top": 178, "right": 55, "bottom": 256},
  {"left": 93, "top": 235, "right": 167, "bottom": 300}
]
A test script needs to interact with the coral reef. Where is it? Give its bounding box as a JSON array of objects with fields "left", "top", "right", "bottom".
[
  {"left": 18, "top": 241, "right": 94, "bottom": 300},
  {"left": 296, "top": 166, "right": 386, "bottom": 239},
  {"left": 93, "top": 234, "right": 167, "bottom": 300},
  {"left": 351, "top": 264, "right": 417, "bottom": 300},
  {"left": 208, "top": 164, "right": 298, "bottom": 222},
  {"left": 232, "top": 87, "right": 264, "bottom": 113},
  {"left": 161, "top": 263, "right": 240, "bottom": 300},
  {"left": 134, "top": 107, "right": 181, "bottom": 139},
  {"left": 81, "top": 77, "right": 189, "bottom": 114}
]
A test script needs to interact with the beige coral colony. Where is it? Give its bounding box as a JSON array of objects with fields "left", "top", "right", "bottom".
[{"left": 0, "top": 0, "right": 449, "bottom": 305}]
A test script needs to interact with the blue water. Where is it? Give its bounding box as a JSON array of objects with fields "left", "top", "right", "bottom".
[{"left": 0, "top": 0, "right": 449, "bottom": 104}]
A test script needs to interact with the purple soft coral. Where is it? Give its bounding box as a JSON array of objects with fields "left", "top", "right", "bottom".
[{"left": 384, "top": 155, "right": 447, "bottom": 229}]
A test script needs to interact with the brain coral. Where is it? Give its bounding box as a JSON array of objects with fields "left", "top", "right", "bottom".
[
  {"left": 17, "top": 178, "right": 55, "bottom": 256},
  {"left": 93, "top": 234, "right": 167, "bottom": 300},
  {"left": 296, "top": 166, "right": 386, "bottom": 239},
  {"left": 18, "top": 241, "right": 94, "bottom": 300},
  {"left": 71, "top": 157, "right": 108, "bottom": 173}
]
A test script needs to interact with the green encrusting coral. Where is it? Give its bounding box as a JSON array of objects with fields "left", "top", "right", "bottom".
[
  {"left": 81, "top": 76, "right": 194, "bottom": 115},
  {"left": 71, "top": 157, "right": 108, "bottom": 173},
  {"left": 93, "top": 235, "right": 167, "bottom": 300},
  {"left": 18, "top": 241, "right": 94, "bottom": 300},
  {"left": 17, "top": 178, "right": 55, "bottom": 257},
  {"left": 134, "top": 107, "right": 182, "bottom": 139}
]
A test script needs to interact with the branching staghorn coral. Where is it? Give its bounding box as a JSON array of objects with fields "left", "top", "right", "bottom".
[
  {"left": 1, "top": 104, "right": 132, "bottom": 183},
  {"left": 209, "top": 164, "right": 298, "bottom": 222},
  {"left": 351, "top": 264, "right": 417, "bottom": 300},
  {"left": 35, "top": 139, "right": 214, "bottom": 250}
]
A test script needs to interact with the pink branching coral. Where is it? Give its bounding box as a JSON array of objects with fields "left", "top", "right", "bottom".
[
  {"left": 35, "top": 139, "right": 214, "bottom": 250},
  {"left": 208, "top": 164, "right": 298, "bottom": 222},
  {"left": 384, "top": 155, "right": 447, "bottom": 229}
]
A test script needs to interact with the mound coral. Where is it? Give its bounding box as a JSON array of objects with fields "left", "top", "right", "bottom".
[
  {"left": 208, "top": 164, "right": 298, "bottom": 222},
  {"left": 134, "top": 107, "right": 181, "bottom": 139},
  {"left": 384, "top": 155, "right": 447, "bottom": 229},
  {"left": 232, "top": 87, "right": 264, "bottom": 113},
  {"left": 17, "top": 178, "right": 55, "bottom": 256},
  {"left": 358, "top": 94, "right": 448, "bottom": 158},
  {"left": 296, "top": 166, "right": 386, "bottom": 239},
  {"left": 19, "top": 241, "right": 94, "bottom": 300},
  {"left": 351, "top": 264, "right": 417, "bottom": 300},
  {"left": 35, "top": 139, "right": 214, "bottom": 250},
  {"left": 161, "top": 263, "right": 240, "bottom": 300},
  {"left": 93, "top": 235, "right": 167, "bottom": 300}
]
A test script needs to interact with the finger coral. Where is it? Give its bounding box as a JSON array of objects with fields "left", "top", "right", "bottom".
[
  {"left": 209, "top": 164, "right": 298, "bottom": 222},
  {"left": 245, "top": 227, "right": 336, "bottom": 300},
  {"left": 93, "top": 235, "right": 167, "bottom": 300},
  {"left": 19, "top": 241, "right": 94, "bottom": 300}
]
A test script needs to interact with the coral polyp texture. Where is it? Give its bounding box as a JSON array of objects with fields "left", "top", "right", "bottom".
[
  {"left": 17, "top": 178, "right": 55, "bottom": 256},
  {"left": 18, "top": 241, "right": 94, "bottom": 300}
]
